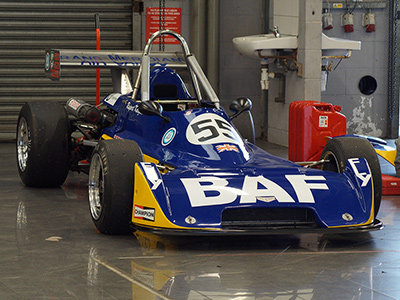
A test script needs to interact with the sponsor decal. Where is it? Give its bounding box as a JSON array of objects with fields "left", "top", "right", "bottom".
[
  {"left": 186, "top": 113, "right": 242, "bottom": 145},
  {"left": 45, "top": 53, "right": 50, "bottom": 71},
  {"left": 67, "top": 99, "right": 80, "bottom": 110},
  {"left": 50, "top": 51, "right": 60, "bottom": 80},
  {"left": 256, "top": 196, "right": 276, "bottom": 203},
  {"left": 126, "top": 102, "right": 141, "bottom": 114},
  {"left": 61, "top": 54, "right": 184, "bottom": 68},
  {"left": 104, "top": 93, "right": 121, "bottom": 106},
  {"left": 134, "top": 205, "right": 155, "bottom": 222},
  {"left": 181, "top": 174, "right": 328, "bottom": 207},
  {"left": 162, "top": 128, "right": 176, "bottom": 146},
  {"left": 50, "top": 51, "right": 54, "bottom": 69},
  {"left": 113, "top": 134, "right": 123, "bottom": 140},
  {"left": 216, "top": 144, "right": 240, "bottom": 153}
]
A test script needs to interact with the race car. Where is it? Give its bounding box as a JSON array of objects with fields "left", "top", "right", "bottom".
[{"left": 16, "top": 30, "right": 383, "bottom": 235}]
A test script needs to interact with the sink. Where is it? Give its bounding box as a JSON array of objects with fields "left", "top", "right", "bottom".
[
  {"left": 233, "top": 33, "right": 361, "bottom": 60},
  {"left": 232, "top": 33, "right": 297, "bottom": 61},
  {"left": 322, "top": 33, "right": 361, "bottom": 57}
]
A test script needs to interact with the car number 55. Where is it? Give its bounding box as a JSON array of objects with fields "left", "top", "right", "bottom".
[{"left": 186, "top": 113, "right": 242, "bottom": 145}]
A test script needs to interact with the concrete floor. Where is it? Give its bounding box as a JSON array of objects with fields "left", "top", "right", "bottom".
[{"left": 1, "top": 141, "right": 400, "bottom": 300}]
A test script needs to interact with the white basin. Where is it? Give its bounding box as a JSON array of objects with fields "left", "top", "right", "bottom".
[
  {"left": 322, "top": 33, "right": 361, "bottom": 57},
  {"left": 232, "top": 33, "right": 297, "bottom": 61},
  {"left": 233, "top": 33, "right": 361, "bottom": 60}
]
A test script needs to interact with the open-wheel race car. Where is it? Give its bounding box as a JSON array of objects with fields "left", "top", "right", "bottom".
[{"left": 16, "top": 30, "right": 383, "bottom": 235}]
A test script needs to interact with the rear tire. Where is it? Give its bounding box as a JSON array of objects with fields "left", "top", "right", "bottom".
[
  {"left": 88, "top": 139, "right": 144, "bottom": 234},
  {"left": 320, "top": 137, "right": 382, "bottom": 217},
  {"left": 16, "top": 102, "right": 70, "bottom": 187}
]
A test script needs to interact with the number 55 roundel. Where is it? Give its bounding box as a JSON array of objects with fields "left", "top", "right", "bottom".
[{"left": 186, "top": 113, "right": 242, "bottom": 145}]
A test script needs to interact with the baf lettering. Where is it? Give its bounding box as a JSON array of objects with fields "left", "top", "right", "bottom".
[
  {"left": 180, "top": 175, "right": 329, "bottom": 207},
  {"left": 348, "top": 158, "right": 371, "bottom": 187}
]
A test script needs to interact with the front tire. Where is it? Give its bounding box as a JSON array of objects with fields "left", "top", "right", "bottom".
[
  {"left": 320, "top": 137, "right": 382, "bottom": 217},
  {"left": 88, "top": 139, "right": 143, "bottom": 234},
  {"left": 16, "top": 102, "right": 70, "bottom": 187}
]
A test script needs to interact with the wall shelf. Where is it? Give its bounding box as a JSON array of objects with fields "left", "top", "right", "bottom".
[{"left": 322, "top": 1, "right": 386, "bottom": 10}]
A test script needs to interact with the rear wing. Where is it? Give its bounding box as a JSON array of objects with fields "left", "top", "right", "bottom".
[
  {"left": 45, "top": 49, "right": 187, "bottom": 80},
  {"left": 44, "top": 49, "right": 187, "bottom": 93},
  {"left": 44, "top": 30, "right": 220, "bottom": 105}
]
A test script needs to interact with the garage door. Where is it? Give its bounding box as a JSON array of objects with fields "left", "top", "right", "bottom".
[{"left": 0, "top": 1, "right": 133, "bottom": 140}]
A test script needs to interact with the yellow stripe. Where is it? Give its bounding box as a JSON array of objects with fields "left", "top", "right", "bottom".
[
  {"left": 132, "top": 164, "right": 220, "bottom": 231},
  {"left": 132, "top": 164, "right": 189, "bottom": 229},
  {"left": 143, "top": 154, "right": 159, "bottom": 164},
  {"left": 101, "top": 134, "right": 113, "bottom": 140}
]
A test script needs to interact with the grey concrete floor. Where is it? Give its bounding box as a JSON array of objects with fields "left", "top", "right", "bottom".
[{"left": 1, "top": 141, "right": 400, "bottom": 299}]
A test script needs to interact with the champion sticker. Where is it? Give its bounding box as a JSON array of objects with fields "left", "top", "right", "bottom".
[
  {"left": 162, "top": 128, "right": 176, "bottom": 146},
  {"left": 134, "top": 205, "right": 155, "bottom": 222}
]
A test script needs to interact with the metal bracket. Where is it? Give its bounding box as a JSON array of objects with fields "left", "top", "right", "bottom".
[{"left": 133, "top": 0, "right": 144, "bottom": 13}]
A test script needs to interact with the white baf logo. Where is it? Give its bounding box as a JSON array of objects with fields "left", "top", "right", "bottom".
[
  {"left": 186, "top": 113, "right": 242, "bottom": 145},
  {"left": 181, "top": 175, "right": 328, "bottom": 207},
  {"left": 348, "top": 158, "right": 371, "bottom": 187}
]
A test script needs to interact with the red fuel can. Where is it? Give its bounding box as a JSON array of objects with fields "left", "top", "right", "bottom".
[{"left": 289, "top": 101, "right": 347, "bottom": 162}]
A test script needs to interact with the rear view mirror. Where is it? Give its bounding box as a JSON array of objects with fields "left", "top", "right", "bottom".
[
  {"left": 229, "top": 97, "right": 252, "bottom": 120},
  {"left": 139, "top": 101, "right": 171, "bottom": 122}
]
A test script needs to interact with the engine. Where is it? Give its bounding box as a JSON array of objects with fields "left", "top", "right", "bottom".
[{"left": 66, "top": 98, "right": 115, "bottom": 126}]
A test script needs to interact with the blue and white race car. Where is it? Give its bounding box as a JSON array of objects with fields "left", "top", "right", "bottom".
[{"left": 16, "top": 30, "right": 382, "bottom": 235}]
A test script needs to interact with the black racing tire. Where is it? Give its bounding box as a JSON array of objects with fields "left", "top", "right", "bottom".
[
  {"left": 16, "top": 102, "right": 70, "bottom": 187},
  {"left": 88, "top": 139, "right": 144, "bottom": 234},
  {"left": 320, "top": 137, "right": 382, "bottom": 217}
]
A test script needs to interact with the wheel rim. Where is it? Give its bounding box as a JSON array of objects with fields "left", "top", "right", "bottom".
[
  {"left": 322, "top": 151, "right": 340, "bottom": 173},
  {"left": 17, "top": 117, "right": 30, "bottom": 172},
  {"left": 88, "top": 153, "right": 104, "bottom": 220}
]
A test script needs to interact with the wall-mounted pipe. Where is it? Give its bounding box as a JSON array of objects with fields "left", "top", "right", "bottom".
[
  {"left": 207, "top": 0, "right": 220, "bottom": 94},
  {"left": 322, "top": 50, "right": 352, "bottom": 60},
  {"left": 261, "top": 0, "right": 270, "bottom": 140},
  {"left": 190, "top": 0, "right": 206, "bottom": 70},
  {"left": 388, "top": 0, "right": 399, "bottom": 138}
]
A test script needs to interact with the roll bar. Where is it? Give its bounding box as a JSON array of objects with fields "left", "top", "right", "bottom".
[{"left": 132, "top": 30, "right": 220, "bottom": 108}]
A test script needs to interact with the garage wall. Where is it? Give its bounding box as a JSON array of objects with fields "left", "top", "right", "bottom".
[
  {"left": 321, "top": 5, "right": 389, "bottom": 137},
  {"left": 0, "top": 0, "right": 133, "bottom": 141},
  {"left": 219, "top": 0, "right": 265, "bottom": 140}
]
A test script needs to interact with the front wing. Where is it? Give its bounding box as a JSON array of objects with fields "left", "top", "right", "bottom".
[{"left": 130, "top": 159, "right": 382, "bottom": 235}]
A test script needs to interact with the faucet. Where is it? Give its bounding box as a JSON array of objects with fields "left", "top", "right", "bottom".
[{"left": 273, "top": 26, "right": 280, "bottom": 38}]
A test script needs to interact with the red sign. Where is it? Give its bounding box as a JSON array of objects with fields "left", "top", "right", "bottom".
[{"left": 146, "top": 7, "right": 181, "bottom": 44}]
